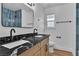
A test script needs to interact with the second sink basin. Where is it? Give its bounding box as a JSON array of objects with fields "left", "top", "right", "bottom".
[{"left": 34, "top": 35, "right": 44, "bottom": 38}]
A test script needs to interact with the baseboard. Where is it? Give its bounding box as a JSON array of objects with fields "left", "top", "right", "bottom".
[{"left": 54, "top": 48, "right": 72, "bottom": 53}]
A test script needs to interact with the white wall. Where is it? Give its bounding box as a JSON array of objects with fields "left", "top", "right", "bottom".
[
  {"left": 34, "top": 4, "right": 45, "bottom": 34},
  {"left": 45, "top": 3, "right": 76, "bottom": 55},
  {"left": 0, "top": 3, "right": 33, "bottom": 37},
  {"left": 0, "top": 3, "right": 45, "bottom": 37}
]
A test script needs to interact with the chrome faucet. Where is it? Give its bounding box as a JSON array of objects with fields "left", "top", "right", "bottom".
[{"left": 10, "top": 28, "right": 16, "bottom": 41}]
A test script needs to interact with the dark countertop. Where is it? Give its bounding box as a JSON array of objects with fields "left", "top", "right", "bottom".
[{"left": 0, "top": 34, "right": 49, "bottom": 56}]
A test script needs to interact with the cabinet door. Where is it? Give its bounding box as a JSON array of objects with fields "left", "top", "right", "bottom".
[
  {"left": 34, "top": 51, "right": 41, "bottom": 56},
  {"left": 45, "top": 44, "right": 49, "bottom": 56},
  {"left": 19, "top": 43, "right": 40, "bottom": 56},
  {"left": 40, "top": 38, "right": 49, "bottom": 56},
  {"left": 41, "top": 46, "right": 46, "bottom": 56}
]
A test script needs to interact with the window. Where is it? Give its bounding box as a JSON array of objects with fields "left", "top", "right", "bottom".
[{"left": 47, "top": 14, "right": 55, "bottom": 28}]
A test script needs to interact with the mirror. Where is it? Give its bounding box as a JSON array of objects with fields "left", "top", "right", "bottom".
[{"left": 1, "top": 3, "right": 34, "bottom": 28}]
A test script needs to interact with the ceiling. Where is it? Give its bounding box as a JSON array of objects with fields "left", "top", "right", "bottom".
[
  {"left": 3, "top": 3, "right": 23, "bottom": 10},
  {"left": 3, "top": 3, "right": 67, "bottom": 11},
  {"left": 3, "top": 3, "right": 32, "bottom": 11},
  {"left": 39, "top": 3, "right": 66, "bottom": 9}
]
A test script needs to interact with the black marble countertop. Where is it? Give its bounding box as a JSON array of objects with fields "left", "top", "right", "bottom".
[{"left": 0, "top": 34, "right": 49, "bottom": 56}]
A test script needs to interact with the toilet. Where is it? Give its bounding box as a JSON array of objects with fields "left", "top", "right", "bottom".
[{"left": 49, "top": 41, "right": 55, "bottom": 53}]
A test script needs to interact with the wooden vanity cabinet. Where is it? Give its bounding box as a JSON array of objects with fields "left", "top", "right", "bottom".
[
  {"left": 34, "top": 50, "right": 41, "bottom": 56},
  {"left": 19, "top": 38, "right": 49, "bottom": 56},
  {"left": 40, "top": 38, "right": 49, "bottom": 56},
  {"left": 19, "top": 42, "right": 40, "bottom": 56}
]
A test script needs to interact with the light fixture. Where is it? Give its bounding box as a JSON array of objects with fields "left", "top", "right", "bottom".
[{"left": 27, "top": 3, "right": 35, "bottom": 6}]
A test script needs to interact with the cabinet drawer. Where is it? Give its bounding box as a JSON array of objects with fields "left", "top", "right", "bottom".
[{"left": 19, "top": 42, "right": 40, "bottom": 56}]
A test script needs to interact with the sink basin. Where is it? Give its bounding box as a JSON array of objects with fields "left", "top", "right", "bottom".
[
  {"left": 34, "top": 35, "right": 43, "bottom": 38},
  {"left": 10, "top": 42, "right": 33, "bottom": 56},
  {"left": 2, "top": 40, "right": 31, "bottom": 49}
]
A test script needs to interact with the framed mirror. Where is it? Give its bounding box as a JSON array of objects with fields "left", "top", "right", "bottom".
[{"left": 1, "top": 3, "right": 34, "bottom": 28}]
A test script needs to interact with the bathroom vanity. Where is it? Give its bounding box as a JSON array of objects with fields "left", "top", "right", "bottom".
[
  {"left": 0, "top": 33, "right": 49, "bottom": 56},
  {"left": 19, "top": 37, "right": 49, "bottom": 56}
]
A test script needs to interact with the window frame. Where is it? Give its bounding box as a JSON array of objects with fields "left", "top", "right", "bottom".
[{"left": 46, "top": 14, "right": 55, "bottom": 29}]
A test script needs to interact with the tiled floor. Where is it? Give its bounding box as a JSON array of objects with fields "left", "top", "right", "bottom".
[{"left": 49, "top": 49, "right": 73, "bottom": 56}]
